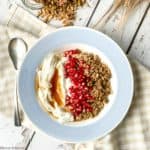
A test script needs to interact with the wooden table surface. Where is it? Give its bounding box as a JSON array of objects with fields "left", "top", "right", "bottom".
[
  {"left": 19, "top": 0, "right": 150, "bottom": 69},
  {"left": 0, "top": 0, "right": 150, "bottom": 149}
]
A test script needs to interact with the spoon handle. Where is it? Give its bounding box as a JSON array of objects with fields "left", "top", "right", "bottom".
[{"left": 14, "top": 72, "right": 21, "bottom": 126}]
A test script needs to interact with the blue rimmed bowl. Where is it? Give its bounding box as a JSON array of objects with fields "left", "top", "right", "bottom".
[{"left": 18, "top": 27, "right": 134, "bottom": 142}]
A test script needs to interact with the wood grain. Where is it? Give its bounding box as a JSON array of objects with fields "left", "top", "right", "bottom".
[
  {"left": 74, "top": 0, "right": 100, "bottom": 26},
  {"left": 129, "top": 5, "right": 150, "bottom": 69},
  {"left": 88, "top": 0, "right": 150, "bottom": 52}
]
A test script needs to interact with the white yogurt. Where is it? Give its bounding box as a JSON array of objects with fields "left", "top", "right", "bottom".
[
  {"left": 36, "top": 43, "right": 118, "bottom": 126},
  {"left": 36, "top": 53, "right": 74, "bottom": 123},
  {"left": 56, "top": 43, "right": 118, "bottom": 126}
]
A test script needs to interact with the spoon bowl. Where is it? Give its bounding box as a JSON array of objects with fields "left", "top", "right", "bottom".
[{"left": 8, "top": 38, "right": 27, "bottom": 70}]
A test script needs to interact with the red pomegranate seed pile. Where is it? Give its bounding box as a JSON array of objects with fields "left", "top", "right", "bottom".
[{"left": 64, "top": 49, "right": 93, "bottom": 118}]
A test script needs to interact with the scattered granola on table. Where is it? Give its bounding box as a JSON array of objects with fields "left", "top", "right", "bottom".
[{"left": 34, "top": 0, "right": 87, "bottom": 25}]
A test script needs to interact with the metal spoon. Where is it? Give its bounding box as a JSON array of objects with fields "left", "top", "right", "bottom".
[{"left": 8, "top": 38, "right": 27, "bottom": 126}]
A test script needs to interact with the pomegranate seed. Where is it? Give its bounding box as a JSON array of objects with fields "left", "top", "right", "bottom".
[{"left": 64, "top": 50, "right": 93, "bottom": 117}]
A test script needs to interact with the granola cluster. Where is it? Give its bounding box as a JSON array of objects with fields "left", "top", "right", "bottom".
[
  {"left": 34, "top": 0, "right": 86, "bottom": 25},
  {"left": 74, "top": 52, "right": 112, "bottom": 121}
]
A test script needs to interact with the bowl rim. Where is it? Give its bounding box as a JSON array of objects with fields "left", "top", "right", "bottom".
[{"left": 18, "top": 26, "right": 134, "bottom": 142}]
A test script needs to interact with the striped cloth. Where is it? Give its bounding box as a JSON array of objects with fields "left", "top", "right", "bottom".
[{"left": 0, "top": 4, "right": 150, "bottom": 150}]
